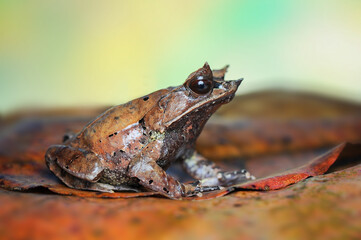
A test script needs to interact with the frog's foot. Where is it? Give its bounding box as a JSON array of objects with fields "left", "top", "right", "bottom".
[
  {"left": 62, "top": 132, "right": 76, "bottom": 143},
  {"left": 198, "top": 169, "right": 255, "bottom": 187},
  {"left": 183, "top": 152, "right": 255, "bottom": 187},
  {"left": 183, "top": 183, "right": 221, "bottom": 197}
]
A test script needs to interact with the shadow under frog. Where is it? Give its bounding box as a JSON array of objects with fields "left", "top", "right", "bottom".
[{"left": 45, "top": 63, "right": 254, "bottom": 199}]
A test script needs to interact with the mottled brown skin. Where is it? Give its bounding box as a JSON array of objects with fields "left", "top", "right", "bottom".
[{"left": 45, "top": 63, "right": 253, "bottom": 199}]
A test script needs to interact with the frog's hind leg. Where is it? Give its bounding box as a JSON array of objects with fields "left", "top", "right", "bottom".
[
  {"left": 46, "top": 155, "right": 112, "bottom": 192},
  {"left": 45, "top": 145, "right": 104, "bottom": 182},
  {"left": 45, "top": 145, "right": 140, "bottom": 193},
  {"left": 183, "top": 152, "right": 255, "bottom": 187}
]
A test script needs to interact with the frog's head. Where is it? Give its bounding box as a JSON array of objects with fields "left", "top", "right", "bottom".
[{"left": 145, "top": 63, "right": 242, "bottom": 133}]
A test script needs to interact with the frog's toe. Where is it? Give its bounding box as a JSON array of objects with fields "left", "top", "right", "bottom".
[
  {"left": 194, "top": 170, "right": 255, "bottom": 188},
  {"left": 185, "top": 182, "right": 221, "bottom": 197},
  {"left": 194, "top": 185, "right": 220, "bottom": 192},
  {"left": 217, "top": 169, "right": 255, "bottom": 186}
]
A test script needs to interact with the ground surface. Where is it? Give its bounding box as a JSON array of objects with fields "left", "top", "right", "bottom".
[{"left": 1, "top": 91, "right": 361, "bottom": 240}]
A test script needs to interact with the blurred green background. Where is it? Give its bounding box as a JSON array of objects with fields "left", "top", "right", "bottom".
[{"left": 1, "top": 0, "right": 361, "bottom": 114}]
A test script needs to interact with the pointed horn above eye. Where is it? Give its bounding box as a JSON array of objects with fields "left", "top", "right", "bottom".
[
  {"left": 213, "top": 64, "right": 230, "bottom": 81},
  {"left": 203, "top": 62, "right": 211, "bottom": 71},
  {"left": 185, "top": 62, "right": 213, "bottom": 82}
]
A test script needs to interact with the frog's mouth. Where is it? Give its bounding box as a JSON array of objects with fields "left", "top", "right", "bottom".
[{"left": 164, "top": 79, "right": 242, "bottom": 127}]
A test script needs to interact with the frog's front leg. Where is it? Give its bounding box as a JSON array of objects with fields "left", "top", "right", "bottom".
[
  {"left": 128, "top": 156, "right": 188, "bottom": 199},
  {"left": 128, "top": 155, "right": 216, "bottom": 199},
  {"left": 45, "top": 145, "right": 115, "bottom": 192},
  {"left": 183, "top": 152, "right": 255, "bottom": 187}
]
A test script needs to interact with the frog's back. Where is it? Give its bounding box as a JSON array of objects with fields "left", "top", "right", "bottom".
[{"left": 77, "top": 89, "right": 170, "bottom": 152}]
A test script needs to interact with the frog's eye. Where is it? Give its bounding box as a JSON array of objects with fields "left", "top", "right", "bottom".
[{"left": 188, "top": 76, "right": 213, "bottom": 95}]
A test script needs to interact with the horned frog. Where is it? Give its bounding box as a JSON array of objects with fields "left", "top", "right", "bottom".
[{"left": 45, "top": 63, "right": 254, "bottom": 199}]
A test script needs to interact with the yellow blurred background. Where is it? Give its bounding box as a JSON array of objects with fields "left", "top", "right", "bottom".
[{"left": 1, "top": 0, "right": 361, "bottom": 114}]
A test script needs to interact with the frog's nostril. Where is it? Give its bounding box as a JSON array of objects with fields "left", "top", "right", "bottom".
[{"left": 214, "top": 82, "right": 221, "bottom": 89}]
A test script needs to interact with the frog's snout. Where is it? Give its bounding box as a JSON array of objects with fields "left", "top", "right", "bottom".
[
  {"left": 214, "top": 78, "right": 242, "bottom": 90},
  {"left": 227, "top": 78, "right": 243, "bottom": 90},
  {"left": 224, "top": 78, "right": 243, "bottom": 93},
  {"left": 234, "top": 78, "right": 243, "bottom": 87}
]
